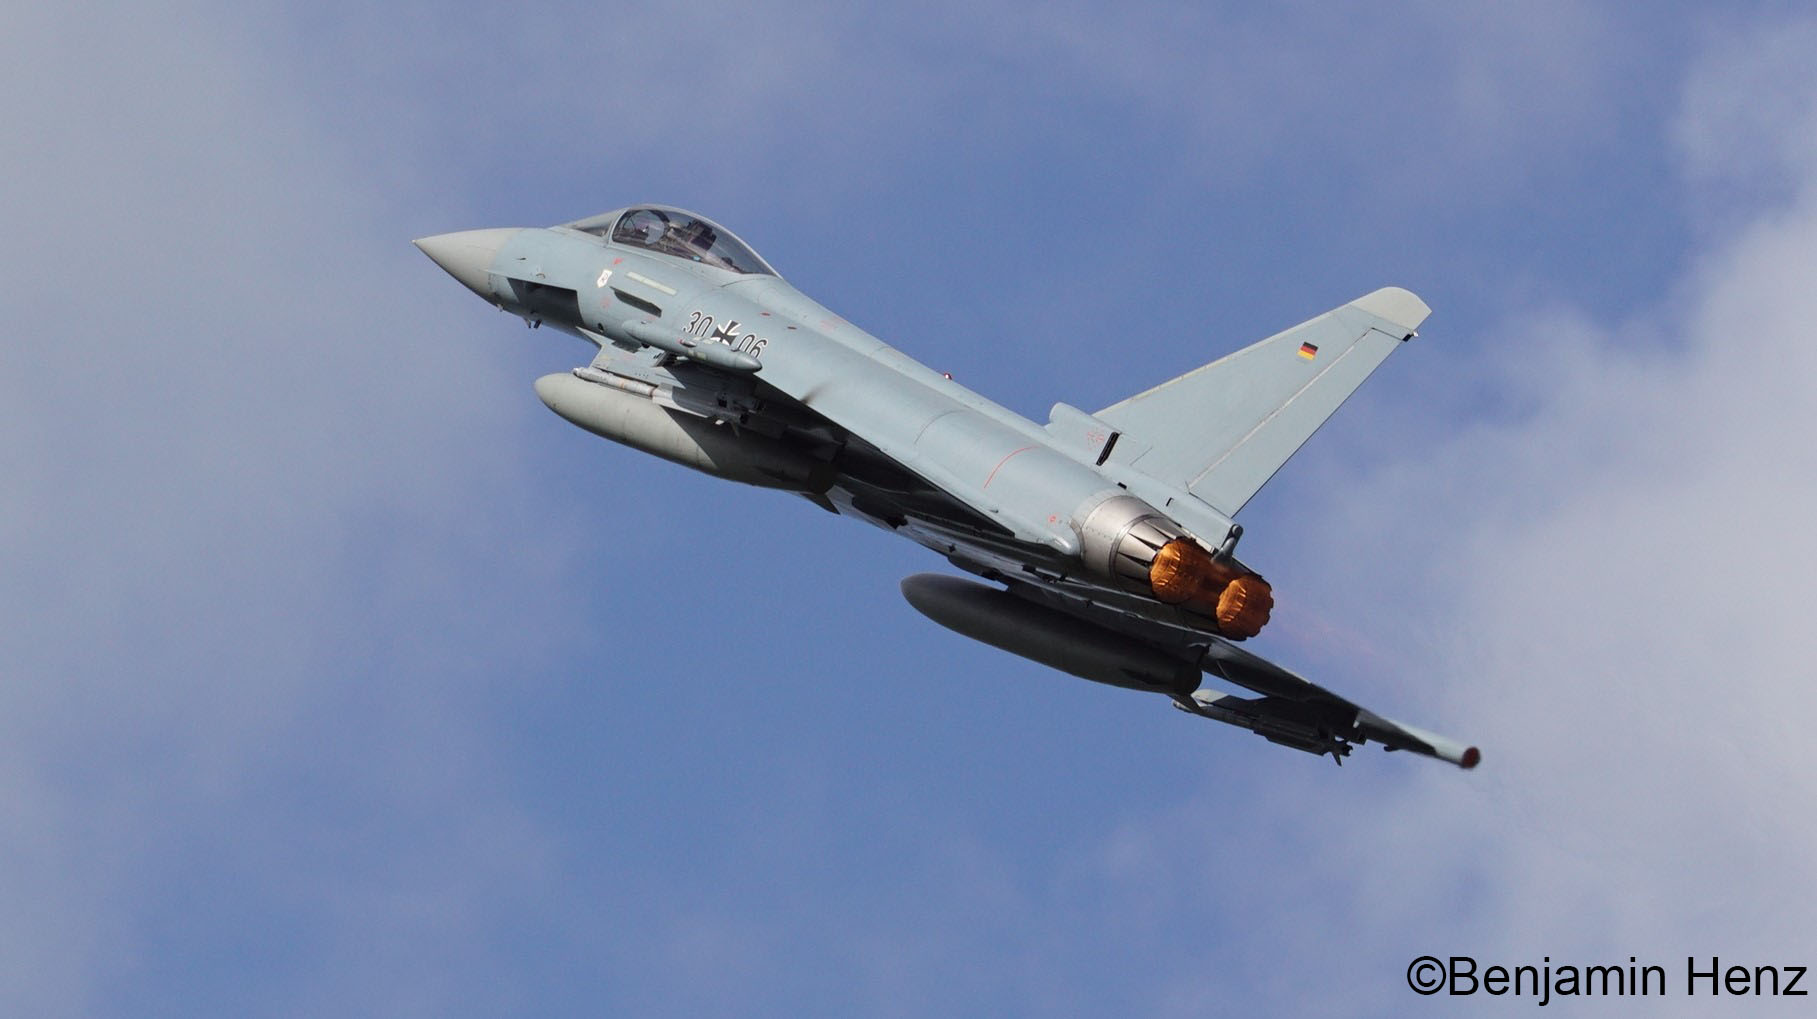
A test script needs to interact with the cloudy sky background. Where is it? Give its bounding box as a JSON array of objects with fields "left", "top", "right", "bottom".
[{"left": 5, "top": 1, "right": 1814, "bottom": 1014}]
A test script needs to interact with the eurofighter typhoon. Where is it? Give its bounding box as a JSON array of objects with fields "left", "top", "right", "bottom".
[{"left": 417, "top": 206, "right": 1478, "bottom": 769}]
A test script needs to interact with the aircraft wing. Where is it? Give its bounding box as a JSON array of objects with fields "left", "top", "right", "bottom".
[
  {"left": 1043, "top": 574, "right": 1475, "bottom": 767},
  {"left": 1190, "top": 629, "right": 1479, "bottom": 767},
  {"left": 1096, "top": 287, "right": 1429, "bottom": 516},
  {"left": 913, "top": 532, "right": 1476, "bottom": 768}
]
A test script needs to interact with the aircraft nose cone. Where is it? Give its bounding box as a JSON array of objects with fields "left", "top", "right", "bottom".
[{"left": 413, "top": 227, "right": 519, "bottom": 298}]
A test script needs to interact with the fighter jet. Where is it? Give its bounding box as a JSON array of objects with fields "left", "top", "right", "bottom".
[{"left": 417, "top": 206, "right": 1478, "bottom": 769}]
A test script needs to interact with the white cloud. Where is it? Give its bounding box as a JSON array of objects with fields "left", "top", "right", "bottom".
[
  {"left": 1677, "top": 18, "right": 1817, "bottom": 205},
  {"left": 0, "top": 3, "right": 584, "bottom": 1012},
  {"left": 5, "top": 2, "right": 1812, "bottom": 1014},
  {"left": 1018, "top": 0, "right": 1635, "bottom": 188},
  {"left": 246, "top": 0, "right": 1657, "bottom": 223},
  {"left": 1090, "top": 13, "right": 1817, "bottom": 1013}
]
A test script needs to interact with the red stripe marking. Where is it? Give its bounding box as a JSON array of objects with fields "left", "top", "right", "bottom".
[{"left": 984, "top": 446, "right": 1036, "bottom": 488}]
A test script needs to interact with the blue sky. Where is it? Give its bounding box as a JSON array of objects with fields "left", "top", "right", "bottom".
[{"left": 5, "top": 2, "right": 1816, "bottom": 1015}]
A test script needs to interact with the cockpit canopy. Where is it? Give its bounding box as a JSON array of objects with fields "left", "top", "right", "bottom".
[{"left": 570, "top": 206, "right": 776, "bottom": 276}]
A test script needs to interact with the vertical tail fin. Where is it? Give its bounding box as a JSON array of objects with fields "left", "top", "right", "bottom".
[{"left": 1095, "top": 287, "right": 1429, "bottom": 515}]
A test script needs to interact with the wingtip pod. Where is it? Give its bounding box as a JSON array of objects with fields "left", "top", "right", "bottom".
[
  {"left": 1410, "top": 738, "right": 1482, "bottom": 770},
  {"left": 1356, "top": 709, "right": 1480, "bottom": 769},
  {"left": 1349, "top": 286, "right": 1432, "bottom": 335}
]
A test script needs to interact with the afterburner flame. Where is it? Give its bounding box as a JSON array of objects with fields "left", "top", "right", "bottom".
[
  {"left": 1215, "top": 574, "right": 1273, "bottom": 639},
  {"left": 1149, "top": 539, "right": 1237, "bottom": 603},
  {"left": 1148, "top": 539, "right": 1274, "bottom": 639}
]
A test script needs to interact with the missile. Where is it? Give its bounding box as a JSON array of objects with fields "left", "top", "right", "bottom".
[{"left": 899, "top": 573, "right": 1201, "bottom": 696}]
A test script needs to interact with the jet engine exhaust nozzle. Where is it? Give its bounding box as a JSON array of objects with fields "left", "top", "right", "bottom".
[
  {"left": 1149, "top": 538, "right": 1274, "bottom": 639},
  {"left": 1076, "top": 494, "right": 1273, "bottom": 639}
]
